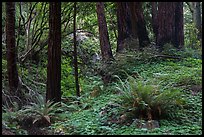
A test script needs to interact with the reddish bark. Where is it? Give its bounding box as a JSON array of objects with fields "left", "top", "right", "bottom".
[
  {"left": 6, "top": 2, "right": 19, "bottom": 93},
  {"left": 157, "top": 2, "right": 184, "bottom": 50},
  {"left": 128, "top": 2, "right": 138, "bottom": 38},
  {"left": 135, "top": 2, "right": 150, "bottom": 48},
  {"left": 96, "top": 2, "right": 113, "bottom": 61},
  {"left": 175, "top": 2, "right": 184, "bottom": 49},
  {"left": 116, "top": 2, "right": 131, "bottom": 52},
  {"left": 46, "top": 2, "right": 61, "bottom": 103},
  {"left": 116, "top": 2, "right": 149, "bottom": 51},
  {"left": 157, "top": 2, "right": 176, "bottom": 49}
]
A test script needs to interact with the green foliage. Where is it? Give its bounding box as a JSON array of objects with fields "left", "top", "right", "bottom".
[
  {"left": 61, "top": 57, "right": 76, "bottom": 97},
  {"left": 184, "top": 23, "right": 201, "bottom": 50},
  {"left": 2, "top": 104, "right": 28, "bottom": 135},
  {"left": 161, "top": 43, "right": 180, "bottom": 56},
  {"left": 159, "top": 42, "right": 202, "bottom": 59},
  {"left": 20, "top": 94, "right": 61, "bottom": 123},
  {"left": 2, "top": 1, "right": 202, "bottom": 135},
  {"left": 77, "top": 2, "right": 98, "bottom": 34},
  {"left": 164, "top": 91, "right": 202, "bottom": 126},
  {"left": 181, "top": 47, "right": 202, "bottom": 59},
  {"left": 114, "top": 75, "right": 186, "bottom": 120},
  {"left": 48, "top": 55, "right": 202, "bottom": 135},
  {"left": 77, "top": 37, "right": 100, "bottom": 65},
  {"left": 81, "top": 76, "right": 104, "bottom": 97},
  {"left": 98, "top": 47, "right": 159, "bottom": 83},
  {"left": 17, "top": 62, "right": 47, "bottom": 95}
]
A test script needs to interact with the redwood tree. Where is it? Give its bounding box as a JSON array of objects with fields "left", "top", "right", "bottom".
[
  {"left": 156, "top": 2, "right": 184, "bottom": 50},
  {"left": 46, "top": 2, "right": 61, "bottom": 103},
  {"left": 96, "top": 2, "right": 113, "bottom": 61},
  {"left": 134, "top": 2, "right": 150, "bottom": 48},
  {"left": 116, "top": 2, "right": 149, "bottom": 51},
  {"left": 116, "top": 2, "right": 131, "bottom": 52},
  {"left": 6, "top": 2, "right": 19, "bottom": 93},
  {"left": 175, "top": 2, "right": 184, "bottom": 49},
  {"left": 128, "top": 2, "right": 138, "bottom": 39}
]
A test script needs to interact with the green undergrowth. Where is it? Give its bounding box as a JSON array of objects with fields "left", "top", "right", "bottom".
[
  {"left": 50, "top": 54, "right": 202, "bottom": 135},
  {"left": 2, "top": 48, "right": 202, "bottom": 135}
]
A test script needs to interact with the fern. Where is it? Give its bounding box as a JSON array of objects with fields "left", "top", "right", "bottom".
[
  {"left": 20, "top": 94, "right": 61, "bottom": 124},
  {"left": 114, "top": 75, "right": 186, "bottom": 120}
]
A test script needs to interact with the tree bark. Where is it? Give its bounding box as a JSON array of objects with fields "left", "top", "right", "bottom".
[
  {"left": 156, "top": 2, "right": 184, "bottom": 50},
  {"left": 193, "top": 2, "right": 202, "bottom": 40},
  {"left": 73, "top": 2, "right": 80, "bottom": 99},
  {"left": 6, "top": 2, "right": 19, "bottom": 93},
  {"left": 157, "top": 2, "right": 175, "bottom": 50},
  {"left": 116, "top": 2, "right": 149, "bottom": 51},
  {"left": 116, "top": 2, "right": 131, "bottom": 52},
  {"left": 96, "top": 2, "right": 113, "bottom": 61},
  {"left": 128, "top": 2, "right": 138, "bottom": 38},
  {"left": 175, "top": 2, "right": 184, "bottom": 49},
  {"left": 134, "top": 2, "right": 150, "bottom": 48},
  {"left": 46, "top": 2, "right": 61, "bottom": 103}
]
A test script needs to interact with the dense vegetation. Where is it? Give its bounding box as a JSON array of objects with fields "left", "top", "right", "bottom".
[{"left": 2, "top": 2, "right": 202, "bottom": 135}]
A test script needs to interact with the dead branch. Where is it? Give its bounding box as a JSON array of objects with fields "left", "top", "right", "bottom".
[{"left": 26, "top": 77, "right": 46, "bottom": 87}]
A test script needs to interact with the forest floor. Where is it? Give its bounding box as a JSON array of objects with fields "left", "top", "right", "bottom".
[
  {"left": 2, "top": 50, "right": 202, "bottom": 135},
  {"left": 49, "top": 53, "right": 202, "bottom": 135}
]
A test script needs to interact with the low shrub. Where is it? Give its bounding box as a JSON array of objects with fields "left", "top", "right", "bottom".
[{"left": 114, "top": 75, "right": 186, "bottom": 121}]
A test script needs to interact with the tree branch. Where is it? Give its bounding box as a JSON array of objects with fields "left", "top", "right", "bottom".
[{"left": 185, "top": 2, "right": 194, "bottom": 14}]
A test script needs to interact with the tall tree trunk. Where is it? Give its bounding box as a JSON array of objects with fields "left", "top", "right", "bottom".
[
  {"left": 46, "top": 2, "right": 61, "bottom": 103},
  {"left": 6, "top": 2, "right": 19, "bottom": 93},
  {"left": 73, "top": 2, "right": 80, "bottom": 99},
  {"left": 128, "top": 2, "right": 138, "bottom": 38},
  {"left": 151, "top": 2, "right": 158, "bottom": 40},
  {"left": 116, "top": 2, "right": 149, "bottom": 51},
  {"left": 157, "top": 2, "right": 175, "bottom": 50},
  {"left": 96, "top": 2, "right": 113, "bottom": 61},
  {"left": 193, "top": 2, "right": 202, "bottom": 40},
  {"left": 116, "top": 2, "right": 131, "bottom": 52},
  {"left": 157, "top": 2, "right": 184, "bottom": 50},
  {"left": 135, "top": 2, "right": 150, "bottom": 48},
  {"left": 175, "top": 2, "right": 184, "bottom": 49}
]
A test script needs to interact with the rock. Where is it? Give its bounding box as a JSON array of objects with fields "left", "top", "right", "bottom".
[
  {"left": 92, "top": 53, "right": 101, "bottom": 63},
  {"left": 146, "top": 120, "right": 160, "bottom": 129},
  {"left": 119, "top": 114, "right": 127, "bottom": 123},
  {"left": 132, "top": 119, "right": 145, "bottom": 128},
  {"left": 132, "top": 119, "right": 159, "bottom": 129}
]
